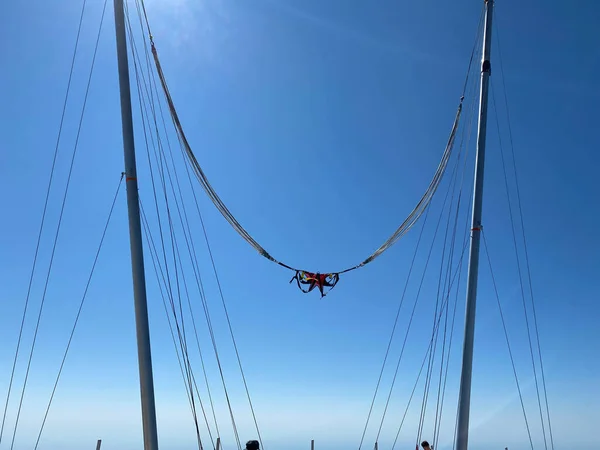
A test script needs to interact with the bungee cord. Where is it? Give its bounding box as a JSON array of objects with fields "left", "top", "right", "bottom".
[
  {"left": 134, "top": 0, "right": 468, "bottom": 296},
  {"left": 492, "top": 15, "right": 555, "bottom": 449}
]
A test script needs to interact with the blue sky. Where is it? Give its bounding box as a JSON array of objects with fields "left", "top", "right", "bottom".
[{"left": 1, "top": 1, "right": 599, "bottom": 450}]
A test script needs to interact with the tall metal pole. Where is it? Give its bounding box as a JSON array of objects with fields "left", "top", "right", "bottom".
[
  {"left": 455, "top": 1, "right": 494, "bottom": 450},
  {"left": 113, "top": 1, "right": 160, "bottom": 450}
]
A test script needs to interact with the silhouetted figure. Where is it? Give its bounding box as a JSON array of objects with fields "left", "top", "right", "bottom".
[
  {"left": 421, "top": 441, "right": 432, "bottom": 450},
  {"left": 246, "top": 440, "right": 260, "bottom": 450}
]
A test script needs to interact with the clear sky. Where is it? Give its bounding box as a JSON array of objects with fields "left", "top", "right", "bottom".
[{"left": 0, "top": 1, "right": 598, "bottom": 450}]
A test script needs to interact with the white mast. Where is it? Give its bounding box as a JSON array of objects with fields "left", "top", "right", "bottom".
[
  {"left": 113, "top": 0, "right": 160, "bottom": 449},
  {"left": 455, "top": 1, "right": 494, "bottom": 450}
]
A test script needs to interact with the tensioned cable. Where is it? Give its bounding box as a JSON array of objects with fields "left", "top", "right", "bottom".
[
  {"left": 482, "top": 231, "right": 534, "bottom": 450},
  {"left": 491, "top": 79, "right": 547, "bottom": 450},
  {"left": 124, "top": 8, "right": 207, "bottom": 448},
  {"left": 389, "top": 238, "right": 471, "bottom": 450},
  {"left": 494, "top": 15, "right": 555, "bottom": 450},
  {"left": 129, "top": 2, "right": 265, "bottom": 445},
  {"left": 9, "top": 0, "right": 108, "bottom": 447},
  {"left": 125, "top": 13, "right": 208, "bottom": 449},
  {"left": 415, "top": 104, "right": 469, "bottom": 447},
  {"left": 0, "top": 0, "right": 90, "bottom": 444},
  {"left": 427, "top": 9, "right": 484, "bottom": 446},
  {"left": 362, "top": 105, "right": 469, "bottom": 448},
  {"left": 375, "top": 110, "right": 468, "bottom": 445},
  {"left": 360, "top": 9, "right": 484, "bottom": 446},
  {"left": 125, "top": 12, "right": 246, "bottom": 448},
  {"left": 133, "top": 0, "right": 222, "bottom": 434},
  {"left": 416, "top": 207, "right": 454, "bottom": 446},
  {"left": 126, "top": 17, "right": 246, "bottom": 450},
  {"left": 420, "top": 119, "right": 468, "bottom": 448},
  {"left": 33, "top": 173, "right": 124, "bottom": 450},
  {"left": 432, "top": 51, "right": 482, "bottom": 447},
  {"left": 388, "top": 18, "right": 483, "bottom": 445},
  {"left": 168, "top": 212, "right": 221, "bottom": 450},
  {"left": 182, "top": 148, "right": 268, "bottom": 450},
  {"left": 141, "top": 202, "right": 204, "bottom": 426},
  {"left": 429, "top": 27, "right": 484, "bottom": 444},
  {"left": 127, "top": 6, "right": 223, "bottom": 438},
  {"left": 141, "top": 186, "right": 220, "bottom": 448},
  {"left": 140, "top": 200, "right": 217, "bottom": 448},
  {"left": 364, "top": 100, "right": 477, "bottom": 446},
  {"left": 357, "top": 201, "right": 432, "bottom": 450},
  {"left": 448, "top": 160, "right": 478, "bottom": 450},
  {"left": 130, "top": 0, "right": 223, "bottom": 436}
]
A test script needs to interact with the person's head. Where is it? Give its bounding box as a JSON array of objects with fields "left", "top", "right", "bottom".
[
  {"left": 246, "top": 441, "right": 259, "bottom": 450},
  {"left": 421, "top": 441, "right": 431, "bottom": 450}
]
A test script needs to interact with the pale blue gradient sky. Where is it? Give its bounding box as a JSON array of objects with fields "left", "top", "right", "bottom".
[{"left": 0, "top": 1, "right": 598, "bottom": 450}]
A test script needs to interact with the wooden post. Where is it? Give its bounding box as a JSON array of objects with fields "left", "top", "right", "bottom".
[
  {"left": 95, "top": 440, "right": 102, "bottom": 450},
  {"left": 310, "top": 440, "right": 314, "bottom": 450}
]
